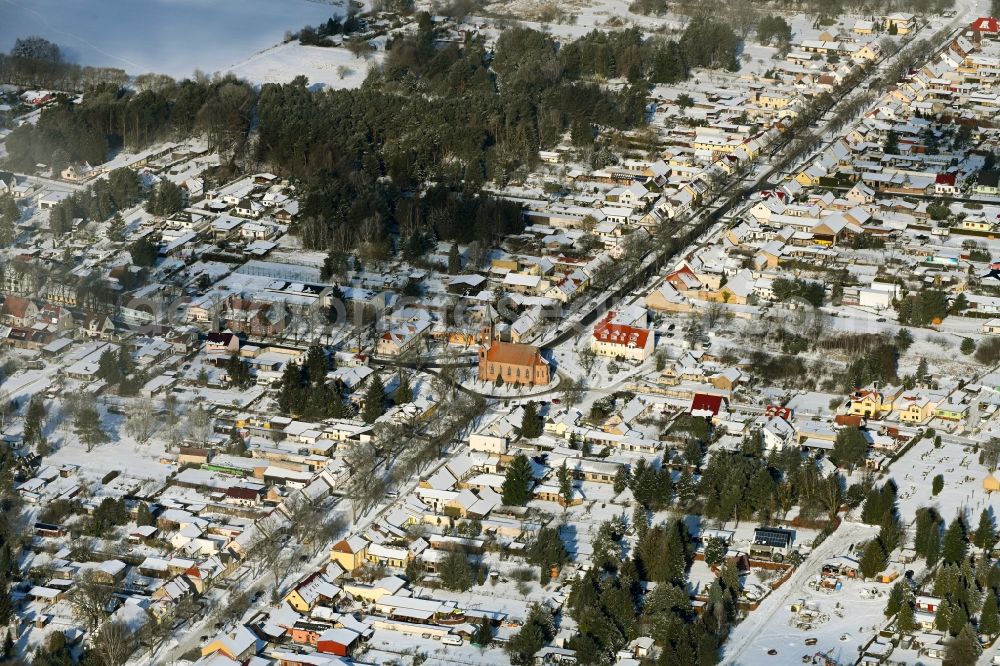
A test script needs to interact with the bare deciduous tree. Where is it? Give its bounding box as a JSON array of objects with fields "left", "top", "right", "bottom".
[
  {"left": 125, "top": 398, "right": 158, "bottom": 445},
  {"left": 91, "top": 620, "right": 134, "bottom": 666},
  {"left": 186, "top": 404, "right": 213, "bottom": 445},
  {"left": 69, "top": 570, "right": 114, "bottom": 632}
]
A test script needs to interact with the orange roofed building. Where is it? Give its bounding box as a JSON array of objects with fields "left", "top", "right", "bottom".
[{"left": 478, "top": 341, "right": 550, "bottom": 386}]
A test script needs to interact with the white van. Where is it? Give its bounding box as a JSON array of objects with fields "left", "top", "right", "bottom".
[{"left": 441, "top": 635, "right": 463, "bottom": 646}]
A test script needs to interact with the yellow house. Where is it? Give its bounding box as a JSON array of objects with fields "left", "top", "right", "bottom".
[
  {"left": 490, "top": 257, "right": 519, "bottom": 271},
  {"left": 693, "top": 135, "right": 738, "bottom": 154},
  {"left": 853, "top": 20, "right": 875, "bottom": 35},
  {"left": 331, "top": 536, "right": 369, "bottom": 572},
  {"left": 883, "top": 13, "right": 914, "bottom": 34},
  {"left": 645, "top": 284, "right": 693, "bottom": 314},
  {"left": 544, "top": 419, "right": 574, "bottom": 439},
  {"left": 283, "top": 571, "right": 341, "bottom": 613},
  {"left": 367, "top": 543, "right": 411, "bottom": 568},
  {"left": 795, "top": 169, "right": 820, "bottom": 187},
  {"left": 201, "top": 626, "right": 260, "bottom": 661},
  {"left": 756, "top": 247, "right": 781, "bottom": 268},
  {"left": 893, "top": 394, "right": 937, "bottom": 424},
  {"left": 958, "top": 218, "right": 994, "bottom": 233},
  {"left": 342, "top": 575, "right": 407, "bottom": 603},
  {"left": 934, "top": 401, "right": 968, "bottom": 421},
  {"left": 285, "top": 587, "right": 315, "bottom": 613},
  {"left": 848, "top": 389, "right": 892, "bottom": 418},
  {"left": 701, "top": 285, "right": 748, "bottom": 305},
  {"left": 759, "top": 93, "right": 791, "bottom": 110}
]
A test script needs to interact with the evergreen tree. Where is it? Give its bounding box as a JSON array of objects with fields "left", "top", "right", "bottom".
[
  {"left": 932, "top": 474, "right": 944, "bottom": 496},
  {"left": 278, "top": 361, "right": 303, "bottom": 414},
  {"left": 949, "top": 603, "right": 969, "bottom": 637},
  {"left": 130, "top": 235, "right": 158, "bottom": 266},
  {"left": 831, "top": 426, "right": 868, "bottom": 470},
  {"left": 305, "top": 345, "right": 330, "bottom": 385},
  {"left": 0, "top": 589, "right": 11, "bottom": 628},
  {"left": 947, "top": 623, "right": 982, "bottom": 665},
  {"left": 0, "top": 195, "right": 19, "bottom": 246},
  {"left": 632, "top": 503, "right": 649, "bottom": 540},
  {"left": 675, "top": 467, "right": 696, "bottom": 507},
  {"left": 24, "top": 394, "right": 46, "bottom": 448},
  {"left": 501, "top": 453, "right": 533, "bottom": 506},
  {"left": 590, "top": 521, "right": 619, "bottom": 572},
  {"left": 860, "top": 539, "right": 886, "bottom": 579},
  {"left": 704, "top": 537, "right": 726, "bottom": 567},
  {"left": 916, "top": 357, "right": 929, "bottom": 384},
  {"left": 473, "top": 616, "right": 492, "bottom": 646},
  {"left": 915, "top": 506, "right": 943, "bottom": 566},
  {"left": 328, "top": 388, "right": 346, "bottom": 419},
  {"left": 613, "top": 466, "right": 631, "bottom": 494},
  {"left": 74, "top": 406, "right": 107, "bottom": 452},
  {"left": 506, "top": 605, "right": 553, "bottom": 666},
  {"left": 393, "top": 372, "right": 413, "bottom": 404},
  {"left": 225, "top": 352, "right": 251, "bottom": 389},
  {"left": 885, "top": 581, "right": 905, "bottom": 618},
  {"left": 448, "top": 242, "right": 461, "bottom": 274},
  {"left": 884, "top": 130, "right": 900, "bottom": 154},
  {"left": 974, "top": 509, "right": 997, "bottom": 553},
  {"left": 897, "top": 594, "right": 916, "bottom": 635},
  {"left": 943, "top": 514, "right": 968, "bottom": 565},
  {"left": 108, "top": 212, "right": 126, "bottom": 243},
  {"left": 557, "top": 461, "right": 573, "bottom": 505},
  {"left": 961, "top": 338, "right": 976, "bottom": 355},
  {"left": 936, "top": 598, "right": 952, "bottom": 632},
  {"left": 146, "top": 179, "right": 184, "bottom": 216},
  {"left": 439, "top": 549, "right": 474, "bottom": 591},
  {"left": 980, "top": 591, "right": 1000, "bottom": 638},
  {"left": 136, "top": 502, "right": 154, "bottom": 526},
  {"left": 520, "top": 401, "right": 542, "bottom": 439},
  {"left": 637, "top": 520, "right": 690, "bottom": 586},
  {"left": 362, "top": 374, "right": 386, "bottom": 423},
  {"left": 895, "top": 328, "right": 914, "bottom": 352},
  {"left": 526, "top": 526, "right": 568, "bottom": 583}
]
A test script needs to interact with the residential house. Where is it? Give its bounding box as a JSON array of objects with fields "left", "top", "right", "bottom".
[
  {"left": 892, "top": 393, "right": 938, "bottom": 424},
  {"left": 590, "top": 312, "right": 654, "bottom": 362},
  {"left": 376, "top": 320, "right": 431, "bottom": 358},
  {"left": 848, "top": 388, "right": 894, "bottom": 419},
  {"left": 1, "top": 297, "right": 38, "bottom": 327},
  {"left": 331, "top": 536, "right": 369, "bottom": 572},
  {"left": 201, "top": 626, "right": 262, "bottom": 661}
]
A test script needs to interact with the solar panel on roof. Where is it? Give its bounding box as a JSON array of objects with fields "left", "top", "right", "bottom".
[{"left": 753, "top": 528, "right": 793, "bottom": 547}]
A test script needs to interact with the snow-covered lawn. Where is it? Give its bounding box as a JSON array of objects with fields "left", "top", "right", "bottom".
[{"left": 0, "top": 0, "right": 343, "bottom": 78}]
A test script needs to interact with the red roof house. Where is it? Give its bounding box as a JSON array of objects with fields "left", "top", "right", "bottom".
[
  {"left": 690, "top": 393, "right": 724, "bottom": 417},
  {"left": 971, "top": 17, "right": 999, "bottom": 33}
]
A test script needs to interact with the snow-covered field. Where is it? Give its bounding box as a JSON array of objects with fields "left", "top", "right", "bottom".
[
  {"left": 892, "top": 436, "right": 997, "bottom": 525},
  {"left": 0, "top": 0, "right": 343, "bottom": 78},
  {"left": 226, "top": 42, "right": 383, "bottom": 90}
]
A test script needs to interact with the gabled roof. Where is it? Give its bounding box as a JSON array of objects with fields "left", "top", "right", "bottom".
[
  {"left": 971, "top": 16, "right": 999, "bottom": 32},
  {"left": 483, "top": 341, "right": 547, "bottom": 368},
  {"left": 592, "top": 312, "right": 650, "bottom": 349},
  {"left": 690, "top": 393, "right": 723, "bottom": 416}
]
